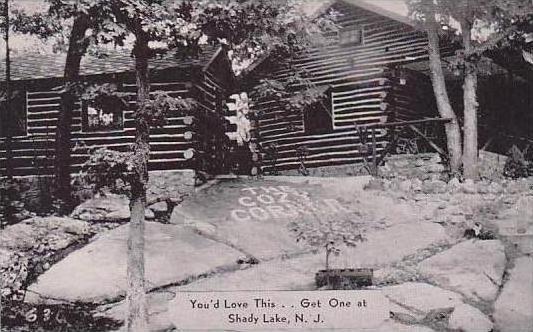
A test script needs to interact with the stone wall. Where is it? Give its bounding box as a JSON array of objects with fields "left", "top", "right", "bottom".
[
  {"left": 379, "top": 153, "right": 445, "bottom": 180},
  {"left": 262, "top": 152, "right": 510, "bottom": 181},
  {"left": 478, "top": 151, "right": 508, "bottom": 180},
  {"left": 275, "top": 163, "right": 372, "bottom": 177}
]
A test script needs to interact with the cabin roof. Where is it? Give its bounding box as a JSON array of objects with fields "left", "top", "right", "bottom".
[
  {"left": 338, "top": 0, "right": 414, "bottom": 27},
  {"left": 0, "top": 45, "right": 222, "bottom": 82}
]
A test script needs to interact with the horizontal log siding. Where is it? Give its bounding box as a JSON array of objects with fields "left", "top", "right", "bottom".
[
  {"left": 0, "top": 78, "right": 199, "bottom": 176},
  {"left": 255, "top": 2, "right": 442, "bottom": 172}
]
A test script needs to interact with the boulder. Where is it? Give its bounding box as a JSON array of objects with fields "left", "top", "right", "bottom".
[
  {"left": 145, "top": 209, "right": 155, "bottom": 220},
  {"left": 461, "top": 179, "right": 477, "bottom": 194},
  {"left": 0, "top": 222, "right": 39, "bottom": 250},
  {"left": 0, "top": 248, "right": 15, "bottom": 269},
  {"left": 71, "top": 194, "right": 130, "bottom": 222},
  {"left": 422, "top": 180, "right": 447, "bottom": 194},
  {"left": 494, "top": 256, "right": 533, "bottom": 332},
  {"left": 364, "top": 178, "right": 386, "bottom": 191},
  {"left": 418, "top": 240, "right": 506, "bottom": 301},
  {"left": 447, "top": 178, "right": 461, "bottom": 192},
  {"left": 399, "top": 180, "right": 412, "bottom": 192},
  {"left": 70, "top": 197, "right": 159, "bottom": 222},
  {"left": 487, "top": 181, "right": 504, "bottom": 194},
  {"left": 448, "top": 303, "right": 493, "bottom": 332},
  {"left": 149, "top": 201, "right": 167, "bottom": 213},
  {"left": 0, "top": 217, "right": 90, "bottom": 251},
  {"left": 498, "top": 196, "right": 533, "bottom": 236},
  {"left": 411, "top": 178, "right": 423, "bottom": 192},
  {"left": 505, "top": 179, "right": 531, "bottom": 194}
]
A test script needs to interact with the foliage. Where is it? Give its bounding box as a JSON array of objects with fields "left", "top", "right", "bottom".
[
  {"left": 0, "top": 179, "right": 23, "bottom": 228},
  {"left": 503, "top": 145, "right": 533, "bottom": 179},
  {"left": 296, "top": 145, "right": 309, "bottom": 176},
  {"left": 141, "top": 91, "right": 199, "bottom": 127},
  {"left": 408, "top": 0, "right": 533, "bottom": 70},
  {"left": 264, "top": 142, "right": 279, "bottom": 175},
  {"left": 79, "top": 147, "right": 136, "bottom": 195},
  {"left": 289, "top": 211, "right": 365, "bottom": 270}
]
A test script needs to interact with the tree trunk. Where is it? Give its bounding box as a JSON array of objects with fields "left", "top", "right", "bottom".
[
  {"left": 127, "top": 31, "right": 150, "bottom": 332},
  {"left": 55, "top": 14, "right": 90, "bottom": 211},
  {"left": 425, "top": 12, "right": 463, "bottom": 175},
  {"left": 460, "top": 18, "right": 479, "bottom": 180},
  {"left": 4, "top": 0, "right": 13, "bottom": 179}
]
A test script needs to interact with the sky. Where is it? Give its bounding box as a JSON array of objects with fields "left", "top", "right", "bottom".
[{"left": 0, "top": 0, "right": 409, "bottom": 58}]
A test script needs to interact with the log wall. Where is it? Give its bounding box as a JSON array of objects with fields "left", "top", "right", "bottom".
[
  {"left": 0, "top": 65, "right": 231, "bottom": 177},
  {"left": 252, "top": 1, "right": 446, "bottom": 173}
]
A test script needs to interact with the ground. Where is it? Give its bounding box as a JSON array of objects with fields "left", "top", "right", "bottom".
[{"left": 1, "top": 173, "right": 532, "bottom": 332}]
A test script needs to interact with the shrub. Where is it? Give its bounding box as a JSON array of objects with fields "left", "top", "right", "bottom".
[
  {"left": 289, "top": 211, "right": 365, "bottom": 271},
  {"left": 503, "top": 145, "right": 532, "bottom": 179},
  {"left": 0, "top": 179, "right": 26, "bottom": 227}
]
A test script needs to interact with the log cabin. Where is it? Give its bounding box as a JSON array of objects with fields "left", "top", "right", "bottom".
[
  {"left": 242, "top": 0, "right": 459, "bottom": 174},
  {"left": 2, "top": 1, "right": 530, "bottom": 179},
  {"left": 0, "top": 46, "right": 235, "bottom": 177},
  {"left": 243, "top": 0, "right": 533, "bottom": 175}
]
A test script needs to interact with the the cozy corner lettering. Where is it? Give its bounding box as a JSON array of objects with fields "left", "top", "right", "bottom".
[{"left": 230, "top": 186, "right": 351, "bottom": 221}]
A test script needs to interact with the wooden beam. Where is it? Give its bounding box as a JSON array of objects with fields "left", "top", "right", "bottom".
[{"left": 407, "top": 124, "right": 447, "bottom": 157}]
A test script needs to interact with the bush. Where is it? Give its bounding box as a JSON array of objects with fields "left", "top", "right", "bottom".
[
  {"left": 503, "top": 145, "right": 532, "bottom": 179},
  {"left": 0, "top": 179, "right": 26, "bottom": 228},
  {"left": 289, "top": 210, "right": 365, "bottom": 271}
]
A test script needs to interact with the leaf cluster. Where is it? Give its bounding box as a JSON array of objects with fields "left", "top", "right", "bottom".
[
  {"left": 289, "top": 210, "right": 365, "bottom": 254},
  {"left": 140, "top": 91, "right": 199, "bottom": 127},
  {"left": 78, "top": 147, "right": 136, "bottom": 195}
]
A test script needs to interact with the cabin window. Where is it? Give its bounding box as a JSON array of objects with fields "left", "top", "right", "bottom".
[
  {"left": 303, "top": 102, "right": 333, "bottom": 135},
  {"left": 338, "top": 26, "right": 364, "bottom": 46},
  {"left": 81, "top": 95, "right": 125, "bottom": 133},
  {"left": 0, "top": 90, "right": 27, "bottom": 138}
]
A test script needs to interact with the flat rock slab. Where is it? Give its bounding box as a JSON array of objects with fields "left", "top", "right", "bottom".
[
  {"left": 448, "top": 303, "right": 493, "bottom": 332},
  {"left": 382, "top": 282, "right": 463, "bottom": 318},
  {"left": 26, "top": 222, "right": 243, "bottom": 304},
  {"left": 418, "top": 239, "right": 506, "bottom": 302},
  {"left": 172, "top": 178, "right": 445, "bottom": 261},
  {"left": 382, "top": 282, "right": 492, "bottom": 332},
  {"left": 101, "top": 256, "right": 436, "bottom": 332},
  {"left": 99, "top": 254, "right": 324, "bottom": 330},
  {"left": 494, "top": 256, "right": 533, "bottom": 332},
  {"left": 171, "top": 178, "right": 365, "bottom": 260},
  {"left": 180, "top": 253, "right": 323, "bottom": 292},
  {"left": 337, "top": 222, "right": 449, "bottom": 268}
]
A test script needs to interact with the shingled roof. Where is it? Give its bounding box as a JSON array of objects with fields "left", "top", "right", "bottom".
[{"left": 0, "top": 46, "right": 221, "bottom": 82}]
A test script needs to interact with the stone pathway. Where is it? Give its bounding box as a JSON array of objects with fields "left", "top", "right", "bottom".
[
  {"left": 25, "top": 222, "right": 244, "bottom": 304},
  {"left": 494, "top": 256, "right": 533, "bottom": 332},
  {"left": 18, "top": 176, "right": 533, "bottom": 331}
]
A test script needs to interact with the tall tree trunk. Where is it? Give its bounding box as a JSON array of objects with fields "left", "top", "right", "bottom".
[
  {"left": 55, "top": 14, "right": 90, "bottom": 211},
  {"left": 426, "top": 12, "right": 463, "bottom": 175},
  {"left": 127, "top": 31, "right": 150, "bottom": 332},
  {"left": 4, "top": 0, "right": 13, "bottom": 179},
  {"left": 460, "top": 18, "right": 479, "bottom": 180}
]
